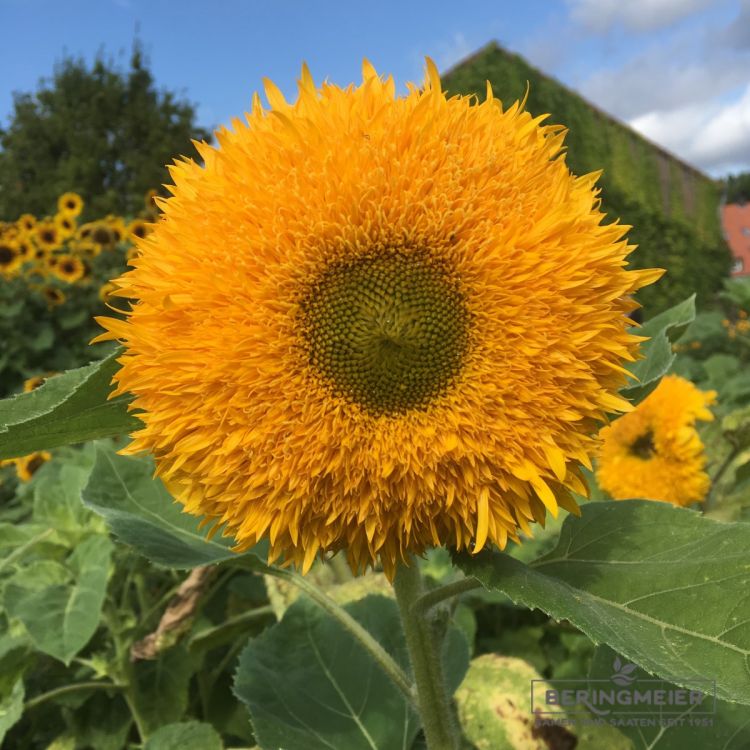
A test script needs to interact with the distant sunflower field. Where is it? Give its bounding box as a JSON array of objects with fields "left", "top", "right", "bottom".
[{"left": 1, "top": 60, "right": 750, "bottom": 750}]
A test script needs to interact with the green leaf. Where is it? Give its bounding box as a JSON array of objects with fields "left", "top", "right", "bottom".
[
  {"left": 130, "top": 646, "right": 196, "bottom": 737},
  {"left": 33, "top": 461, "right": 100, "bottom": 540},
  {"left": 71, "top": 693, "right": 132, "bottom": 750},
  {"left": 622, "top": 295, "right": 695, "bottom": 403},
  {"left": 235, "top": 594, "right": 469, "bottom": 750},
  {"left": 143, "top": 721, "right": 223, "bottom": 750},
  {"left": 82, "top": 443, "right": 267, "bottom": 568},
  {"left": 0, "top": 680, "right": 24, "bottom": 746},
  {"left": 588, "top": 646, "right": 750, "bottom": 749},
  {"left": 4, "top": 534, "right": 113, "bottom": 664},
  {"left": 0, "top": 349, "right": 141, "bottom": 460},
  {"left": 455, "top": 500, "right": 750, "bottom": 705}
]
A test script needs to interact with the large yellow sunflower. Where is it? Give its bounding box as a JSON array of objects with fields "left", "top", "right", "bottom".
[
  {"left": 96, "top": 60, "right": 661, "bottom": 577},
  {"left": 596, "top": 375, "right": 715, "bottom": 506}
]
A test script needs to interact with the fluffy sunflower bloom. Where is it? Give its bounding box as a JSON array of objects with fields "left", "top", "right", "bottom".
[
  {"left": 58, "top": 192, "right": 84, "bottom": 218},
  {"left": 53, "top": 254, "right": 86, "bottom": 284},
  {"left": 597, "top": 375, "right": 716, "bottom": 506},
  {"left": 96, "top": 60, "right": 661, "bottom": 577}
]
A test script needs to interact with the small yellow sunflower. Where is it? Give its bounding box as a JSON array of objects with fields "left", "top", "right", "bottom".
[
  {"left": 24, "top": 374, "right": 53, "bottom": 392},
  {"left": 98, "top": 280, "right": 120, "bottom": 303},
  {"left": 144, "top": 188, "right": 159, "bottom": 211},
  {"left": 14, "top": 452, "right": 51, "bottom": 482},
  {"left": 17, "top": 214, "right": 37, "bottom": 233},
  {"left": 58, "top": 192, "right": 84, "bottom": 218},
  {"left": 54, "top": 212, "right": 77, "bottom": 240},
  {"left": 96, "top": 60, "right": 661, "bottom": 577},
  {"left": 0, "top": 241, "right": 21, "bottom": 275},
  {"left": 76, "top": 222, "right": 96, "bottom": 242},
  {"left": 89, "top": 222, "right": 114, "bottom": 247},
  {"left": 35, "top": 221, "right": 60, "bottom": 251},
  {"left": 16, "top": 238, "right": 34, "bottom": 262},
  {"left": 597, "top": 375, "right": 716, "bottom": 506},
  {"left": 127, "top": 218, "right": 150, "bottom": 241},
  {"left": 72, "top": 239, "right": 101, "bottom": 259},
  {"left": 104, "top": 216, "right": 126, "bottom": 244},
  {"left": 52, "top": 254, "right": 86, "bottom": 284},
  {"left": 41, "top": 286, "right": 66, "bottom": 307}
]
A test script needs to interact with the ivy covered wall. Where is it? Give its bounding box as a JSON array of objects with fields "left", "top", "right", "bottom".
[{"left": 441, "top": 43, "right": 731, "bottom": 313}]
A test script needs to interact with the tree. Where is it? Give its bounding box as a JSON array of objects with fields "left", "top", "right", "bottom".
[
  {"left": 726, "top": 172, "right": 750, "bottom": 204},
  {"left": 0, "top": 45, "right": 212, "bottom": 220}
]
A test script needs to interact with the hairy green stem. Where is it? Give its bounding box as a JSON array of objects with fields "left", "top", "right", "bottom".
[
  {"left": 189, "top": 604, "right": 275, "bottom": 650},
  {"left": 414, "top": 576, "right": 481, "bottom": 615},
  {"left": 394, "top": 558, "right": 459, "bottom": 750},
  {"left": 24, "top": 681, "right": 125, "bottom": 711},
  {"left": 262, "top": 564, "right": 415, "bottom": 706}
]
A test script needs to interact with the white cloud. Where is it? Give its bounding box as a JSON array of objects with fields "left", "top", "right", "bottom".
[
  {"left": 629, "top": 84, "right": 750, "bottom": 174},
  {"left": 568, "top": 0, "right": 716, "bottom": 33},
  {"left": 581, "top": 52, "right": 749, "bottom": 119}
]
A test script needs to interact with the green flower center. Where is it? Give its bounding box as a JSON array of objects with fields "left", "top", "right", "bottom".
[
  {"left": 630, "top": 430, "right": 656, "bottom": 459},
  {"left": 300, "top": 250, "right": 470, "bottom": 416}
]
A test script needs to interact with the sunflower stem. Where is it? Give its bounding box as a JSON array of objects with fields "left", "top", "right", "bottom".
[
  {"left": 394, "top": 558, "right": 460, "bottom": 750},
  {"left": 261, "top": 565, "right": 415, "bottom": 706},
  {"left": 413, "top": 576, "right": 482, "bottom": 615},
  {"left": 705, "top": 444, "right": 743, "bottom": 510}
]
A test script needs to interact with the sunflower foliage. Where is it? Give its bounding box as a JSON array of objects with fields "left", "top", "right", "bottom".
[{"left": 3, "top": 60, "right": 750, "bottom": 750}]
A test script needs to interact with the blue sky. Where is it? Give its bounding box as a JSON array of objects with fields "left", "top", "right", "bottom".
[{"left": 2, "top": 0, "right": 748, "bottom": 176}]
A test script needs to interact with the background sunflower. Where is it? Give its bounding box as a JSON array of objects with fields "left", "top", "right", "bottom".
[{"left": 597, "top": 375, "right": 716, "bottom": 506}]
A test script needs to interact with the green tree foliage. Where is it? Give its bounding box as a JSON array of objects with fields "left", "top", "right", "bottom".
[
  {"left": 0, "top": 46, "right": 211, "bottom": 221},
  {"left": 725, "top": 172, "right": 750, "bottom": 204}
]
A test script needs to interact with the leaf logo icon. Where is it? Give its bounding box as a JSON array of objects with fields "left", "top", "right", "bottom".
[{"left": 611, "top": 658, "right": 637, "bottom": 686}]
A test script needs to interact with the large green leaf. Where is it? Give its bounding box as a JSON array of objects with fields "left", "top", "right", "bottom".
[
  {"left": 455, "top": 500, "right": 750, "bottom": 705},
  {"left": 143, "top": 721, "right": 224, "bottom": 750},
  {"left": 4, "top": 534, "right": 113, "bottom": 664},
  {"left": 0, "top": 680, "right": 24, "bottom": 746},
  {"left": 234, "top": 594, "right": 469, "bottom": 750},
  {"left": 623, "top": 295, "right": 695, "bottom": 403},
  {"left": 0, "top": 349, "right": 141, "bottom": 460},
  {"left": 82, "top": 443, "right": 266, "bottom": 568},
  {"left": 587, "top": 646, "right": 750, "bottom": 749},
  {"left": 131, "top": 646, "right": 196, "bottom": 737}
]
